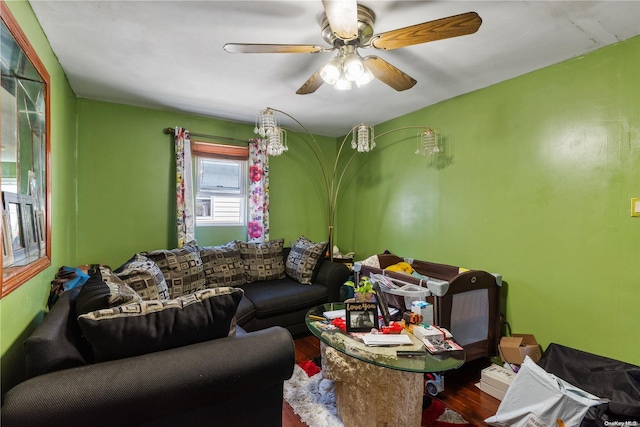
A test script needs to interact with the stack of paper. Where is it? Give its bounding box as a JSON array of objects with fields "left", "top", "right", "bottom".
[
  {"left": 362, "top": 333, "right": 413, "bottom": 346},
  {"left": 323, "top": 309, "right": 346, "bottom": 319}
]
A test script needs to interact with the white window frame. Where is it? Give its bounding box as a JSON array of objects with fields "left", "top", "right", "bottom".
[{"left": 195, "top": 157, "right": 247, "bottom": 226}]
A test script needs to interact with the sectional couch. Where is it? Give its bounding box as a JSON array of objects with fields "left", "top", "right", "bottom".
[{"left": 0, "top": 237, "right": 350, "bottom": 427}]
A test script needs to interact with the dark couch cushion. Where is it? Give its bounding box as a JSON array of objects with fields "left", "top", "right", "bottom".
[
  {"left": 238, "top": 278, "right": 328, "bottom": 318},
  {"left": 115, "top": 254, "right": 170, "bottom": 300},
  {"left": 78, "top": 287, "right": 243, "bottom": 362},
  {"left": 236, "top": 239, "right": 286, "bottom": 283},
  {"left": 142, "top": 241, "right": 206, "bottom": 299},
  {"left": 235, "top": 296, "right": 256, "bottom": 327},
  {"left": 75, "top": 267, "right": 143, "bottom": 317}
]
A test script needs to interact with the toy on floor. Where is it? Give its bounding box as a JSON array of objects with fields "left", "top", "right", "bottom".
[{"left": 424, "top": 373, "right": 444, "bottom": 396}]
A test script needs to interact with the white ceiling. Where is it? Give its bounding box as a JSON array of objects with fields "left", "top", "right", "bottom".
[{"left": 29, "top": 1, "right": 640, "bottom": 137}]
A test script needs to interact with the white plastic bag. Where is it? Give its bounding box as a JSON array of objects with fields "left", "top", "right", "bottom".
[{"left": 485, "top": 356, "right": 606, "bottom": 427}]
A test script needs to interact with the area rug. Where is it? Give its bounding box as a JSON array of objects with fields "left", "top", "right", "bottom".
[{"left": 284, "top": 361, "right": 476, "bottom": 427}]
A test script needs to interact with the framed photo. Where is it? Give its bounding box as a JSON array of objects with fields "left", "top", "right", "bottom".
[
  {"left": 346, "top": 301, "right": 379, "bottom": 333},
  {"left": 2, "top": 192, "right": 40, "bottom": 266},
  {"left": 373, "top": 282, "right": 391, "bottom": 326},
  {"left": 36, "top": 209, "right": 46, "bottom": 256},
  {"left": 2, "top": 210, "right": 14, "bottom": 266}
]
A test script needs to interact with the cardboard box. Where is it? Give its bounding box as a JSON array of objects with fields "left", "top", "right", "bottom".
[
  {"left": 476, "top": 381, "right": 508, "bottom": 401},
  {"left": 481, "top": 364, "right": 516, "bottom": 392},
  {"left": 498, "top": 334, "right": 542, "bottom": 364},
  {"left": 476, "top": 364, "right": 516, "bottom": 401}
]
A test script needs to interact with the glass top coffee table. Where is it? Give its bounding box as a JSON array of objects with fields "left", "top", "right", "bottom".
[{"left": 305, "top": 302, "right": 465, "bottom": 427}]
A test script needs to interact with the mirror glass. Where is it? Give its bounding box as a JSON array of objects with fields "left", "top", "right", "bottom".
[{"left": 1, "top": 3, "right": 51, "bottom": 296}]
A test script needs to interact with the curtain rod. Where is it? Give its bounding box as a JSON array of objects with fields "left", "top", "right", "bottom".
[{"left": 163, "top": 127, "right": 250, "bottom": 144}]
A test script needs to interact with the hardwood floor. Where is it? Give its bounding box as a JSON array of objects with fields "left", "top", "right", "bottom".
[{"left": 282, "top": 334, "right": 501, "bottom": 427}]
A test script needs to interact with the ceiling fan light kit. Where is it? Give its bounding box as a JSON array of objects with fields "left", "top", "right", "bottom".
[
  {"left": 320, "top": 44, "right": 374, "bottom": 90},
  {"left": 224, "top": 1, "right": 481, "bottom": 94}
]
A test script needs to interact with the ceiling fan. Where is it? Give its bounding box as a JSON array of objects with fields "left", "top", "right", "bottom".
[{"left": 223, "top": 0, "right": 482, "bottom": 95}]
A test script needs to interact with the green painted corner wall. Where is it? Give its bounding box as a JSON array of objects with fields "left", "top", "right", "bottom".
[
  {"left": 337, "top": 36, "right": 640, "bottom": 365},
  {"left": 1, "top": 0, "right": 78, "bottom": 393},
  {"left": 74, "top": 100, "right": 331, "bottom": 268}
]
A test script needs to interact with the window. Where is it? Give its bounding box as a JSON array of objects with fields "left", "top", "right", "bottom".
[{"left": 195, "top": 157, "right": 247, "bottom": 226}]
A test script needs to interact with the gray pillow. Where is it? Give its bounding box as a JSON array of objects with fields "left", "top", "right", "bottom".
[
  {"left": 200, "top": 242, "right": 245, "bottom": 288},
  {"left": 236, "top": 239, "right": 286, "bottom": 283},
  {"left": 285, "top": 236, "right": 327, "bottom": 284},
  {"left": 116, "top": 254, "right": 170, "bottom": 300},
  {"left": 142, "top": 241, "right": 205, "bottom": 299}
]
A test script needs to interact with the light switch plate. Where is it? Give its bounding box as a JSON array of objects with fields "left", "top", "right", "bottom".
[{"left": 632, "top": 198, "right": 640, "bottom": 217}]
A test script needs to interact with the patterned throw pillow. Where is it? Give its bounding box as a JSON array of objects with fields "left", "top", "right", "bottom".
[
  {"left": 200, "top": 242, "right": 245, "bottom": 288},
  {"left": 236, "top": 239, "right": 286, "bottom": 283},
  {"left": 142, "top": 242, "right": 205, "bottom": 299},
  {"left": 75, "top": 266, "right": 143, "bottom": 317},
  {"left": 286, "top": 236, "right": 327, "bottom": 284},
  {"left": 115, "top": 254, "right": 170, "bottom": 301},
  {"left": 78, "top": 287, "right": 244, "bottom": 362}
]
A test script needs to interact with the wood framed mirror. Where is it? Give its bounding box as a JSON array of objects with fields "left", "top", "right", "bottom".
[{"left": 1, "top": 1, "right": 51, "bottom": 297}]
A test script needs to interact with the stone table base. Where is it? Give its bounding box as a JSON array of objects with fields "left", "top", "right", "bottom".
[{"left": 321, "top": 343, "right": 424, "bottom": 427}]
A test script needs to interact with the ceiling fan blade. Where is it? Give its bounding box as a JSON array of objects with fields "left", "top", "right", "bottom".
[
  {"left": 322, "top": 0, "right": 358, "bottom": 40},
  {"left": 296, "top": 66, "right": 325, "bottom": 95},
  {"left": 363, "top": 56, "right": 417, "bottom": 91},
  {"left": 224, "top": 43, "right": 327, "bottom": 54},
  {"left": 371, "top": 11, "right": 482, "bottom": 51}
]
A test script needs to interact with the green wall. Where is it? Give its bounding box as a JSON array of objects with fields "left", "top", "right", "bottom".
[
  {"left": 1, "top": 0, "right": 78, "bottom": 394},
  {"left": 337, "top": 36, "right": 640, "bottom": 365},
  {"left": 75, "top": 100, "right": 332, "bottom": 268}
]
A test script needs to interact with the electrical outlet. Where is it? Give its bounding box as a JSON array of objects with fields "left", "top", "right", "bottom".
[{"left": 632, "top": 198, "right": 640, "bottom": 217}]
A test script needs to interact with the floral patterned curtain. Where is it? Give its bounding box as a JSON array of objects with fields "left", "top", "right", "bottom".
[
  {"left": 175, "top": 127, "right": 195, "bottom": 247},
  {"left": 248, "top": 138, "right": 270, "bottom": 242}
]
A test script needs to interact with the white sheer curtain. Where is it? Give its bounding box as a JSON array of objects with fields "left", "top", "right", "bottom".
[{"left": 174, "top": 126, "right": 195, "bottom": 247}]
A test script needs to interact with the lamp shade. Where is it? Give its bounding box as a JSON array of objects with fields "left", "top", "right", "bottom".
[
  {"left": 343, "top": 52, "right": 364, "bottom": 81},
  {"left": 351, "top": 123, "right": 375, "bottom": 152},
  {"left": 255, "top": 108, "right": 277, "bottom": 138},
  {"left": 320, "top": 56, "right": 342, "bottom": 86}
]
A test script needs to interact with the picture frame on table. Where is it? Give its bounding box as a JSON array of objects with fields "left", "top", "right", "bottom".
[{"left": 346, "top": 301, "right": 379, "bottom": 333}]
